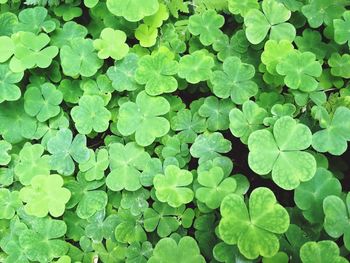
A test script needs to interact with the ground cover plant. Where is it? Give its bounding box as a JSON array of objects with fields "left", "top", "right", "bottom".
[{"left": 1, "top": 0, "right": 350, "bottom": 262}]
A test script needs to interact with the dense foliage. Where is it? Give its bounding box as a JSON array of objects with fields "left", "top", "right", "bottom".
[{"left": 0, "top": 0, "right": 350, "bottom": 262}]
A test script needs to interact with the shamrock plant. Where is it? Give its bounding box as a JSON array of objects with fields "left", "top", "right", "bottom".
[
  {"left": 244, "top": 0, "right": 296, "bottom": 44},
  {"left": 153, "top": 165, "right": 194, "bottom": 207},
  {"left": 1, "top": 1, "right": 350, "bottom": 262},
  {"left": 219, "top": 187, "right": 290, "bottom": 259},
  {"left": 117, "top": 91, "right": 170, "bottom": 146},
  {"left": 248, "top": 116, "right": 316, "bottom": 190}
]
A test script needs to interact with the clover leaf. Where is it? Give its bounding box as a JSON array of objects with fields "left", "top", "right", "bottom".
[
  {"left": 334, "top": 11, "right": 350, "bottom": 48},
  {"left": 65, "top": 172, "right": 107, "bottom": 219},
  {"left": 0, "top": 140, "right": 11, "bottom": 166},
  {"left": 71, "top": 95, "right": 111, "bottom": 134},
  {"left": 248, "top": 116, "right": 316, "bottom": 190},
  {"left": 20, "top": 174, "right": 71, "bottom": 217},
  {"left": 79, "top": 149, "right": 109, "bottom": 181},
  {"left": 178, "top": 50, "right": 214, "bottom": 84},
  {"left": 328, "top": 53, "right": 350, "bottom": 79},
  {"left": 148, "top": 236, "right": 205, "bottom": 263},
  {"left": 300, "top": 240, "right": 348, "bottom": 263},
  {"left": 114, "top": 208, "right": 147, "bottom": 243},
  {"left": 188, "top": 10, "right": 224, "bottom": 46},
  {"left": 0, "top": 36, "right": 14, "bottom": 63},
  {"left": 106, "top": 0, "right": 159, "bottom": 22},
  {"left": 171, "top": 109, "right": 206, "bottom": 143},
  {"left": 0, "top": 100, "right": 37, "bottom": 144},
  {"left": 228, "top": 0, "right": 259, "bottom": 16},
  {"left": 121, "top": 188, "right": 150, "bottom": 216},
  {"left": 0, "top": 63, "right": 23, "bottom": 103},
  {"left": 190, "top": 132, "right": 231, "bottom": 162},
  {"left": 93, "top": 28, "right": 129, "bottom": 60},
  {"left": 196, "top": 166, "right": 236, "bottom": 209},
  {"left": 261, "top": 40, "right": 294, "bottom": 75},
  {"left": 60, "top": 38, "right": 103, "bottom": 77},
  {"left": 244, "top": 0, "right": 296, "bottom": 44},
  {"left": 106, "top": 142, "right": 151, "bottom": 191},
  {"left": 14, "top": 143, "right": 50, "bottom": 185},
  {"left": 312, "top": 106, "right": 350, "bottom": 155},
  {"left": 144, "top": 201, "right": 194, "bottom": 237},
  {"left": 15, "top": 7, "right": 56, "bottom": 34},
  {"left": 219, "top": 187, "right": 290, "bottom": 259},
  {"left": 323, "top": 193, "right": 350, "bottom": 251},
  {"left": 135, "top": 50, "right": 178, "bottom": 96},
  {"left": 294, "top": 168, "right": 341, "bottom": 224},
  {"left": 153, "top": 165, "right": 194, "bottom": 207},
  {"left": 302, "top": 0, "right": 345, "bottom": 28},
  {"left": 198, "top": 97, "right": 233, "bottom": 131},
  {"left": 84, "top": 210, "right": 119, "bottom": 242},
  {"left": 107, "top": 53, "right": 141, "bottom": 92},
  {"left": 211, "top": 56, "right": 258, "bottom": 104},
  {"left": 117, "top": 91, "right": 170, "bottom": 146},
  {"left": 10, "top": 32, "right": 58, "bottom": 73},
  {"left": 229, "top": 100, "right": 268, "bottom": 144},
  {"left": 0, "top": 189, "right": 21, "bottom": 219},
  {"left": 50, "top": 21, "right": 88, "bottom": 48},
  {"left": 276, "top": 51, "right": 322, "bottom": 92},
  {"left": 24, "top": 82, "right": 63, "bottom": 122},
  {"left": 19, "top": 218, "right": 69, "bottom": 263},
  {"left": 135, "top": 24, "right": 158, "bottom": 47},
  {"left": 47, "top": 128, "right": 90, "bottom": 176}
]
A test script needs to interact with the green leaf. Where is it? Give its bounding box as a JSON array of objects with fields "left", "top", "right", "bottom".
[
  {"left": 229, "top": 100, "right": 268, "bottom": 144},
  {"left": 276, "top": 51, "right": 322, "bottom": 92},
  {"left": 0, "top": 189, "right": 21, "bottom": 219},
  {"left": 117, "top": 91, "right": 170, "bottom": 146},
  {"left": 135, "top": 49, "right": 178, "bottom": 96},
  {"left": 14, "top": 143, "right": 50, "bottom": 185},
  {"left": 20, "top": 174, "right": 71, "bottom": 217},
  {"left": 10, "top": 32, "right": 58, "bottom": 72},
  {"left": 15, "top": 7, "right": 56, "bottom": 34},
  {"left": 60, "top": 38, "right": 103, "bottom": 77},
  {"left": 188, "top": 10, "right": 224, "bottom": 46},
  {"left": 312, "top": 106, "right": 350, "bottom": 155},
  {"left": 248, "top": 116, "right": 316, "bottom": 190},
  {"left": 190, "top": 132, "right": 231, "bottom": 162},
  {"left": 24, "top": 82, "right": 63, "bottom": 122},
  {"left": 106, "top": 142, "right": 151, "bottom": 191},
  {"left": 0, "top": 63, "right": 23, "bottom": 103},
  {"left": 153, "top": 165, "right": 194, "bottom": 207},
  {"left": 0, "top": 140, "right": 11, "bottom": 165},
  {"left": 135, "top": 24, "right": 158, "bottom": 47},
  {"left": 244, "top": 0, "right": 295, "bottom": 44},
  {"left": 0, "top": 36, "right": 14, "bottom": 63},
  {"left": 65, "top": 173, "right": 107, "bottom": 219},
  {"left": 0, "top": 100, "right": 37, "bottom": 144},
  {"left": 302, "top": 0, "right": 345, "bottom": 28},
  {"left": 47, "top": 128, "right": 90, "bottom": 176},
  {"left": 178, "top": 50, "right": 214, "bottom": 84},
  {"left": 328, "top": 53, "right": 350, "bottom": 79},
  {"left": 334, "top": 11, "right": 350, "bottom": 48},
  {"left": 300, "top": 240, "right": 349, "bottom": 263},
  {"left": 294, "top": 168, "right": 341, "bottom": 224},
  {"left": 219, "top": 187, "right": 289, "bottom": 259},
  {"left": 93, "top": 28, "right": 129, "bottom": 60},
  {"left": 106, "top": 0, "right": 159, "bottom": 22},
  {"left": 107, "top": 53, "right": 141, "bottom": 92},
  {"left": 198, "top": 97, "right": 234, "bottom": 131},
  {"left": 323, "top": 193, "right": 350, "bottom": 251},
  {"left": 19, "top": 218, "right": 69, "bottom": 262},
  {"left": 196, "top": 166, "right": 237, "bottom": 209},
  {"left": 228, "top": 0, "right": 259, "bottom": 16},
  {"left": 148, "top": 236, "right": 205, "bottom": 263},
  {"left": 71, "top": 95, "right": 111, "bottom": 134},
  {"left": 79, "top": 149, "right": 109, "bottom": 181},
  {"left": 211, "top": 56, "right": 258, "bottom": 104}
]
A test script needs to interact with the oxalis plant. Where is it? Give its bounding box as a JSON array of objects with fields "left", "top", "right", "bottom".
[{"left": 1, "top": 0, "right": 350, "bottom": 262}]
